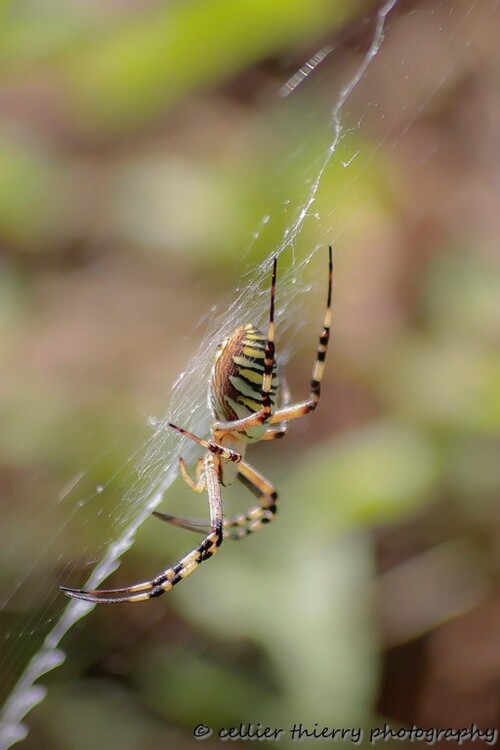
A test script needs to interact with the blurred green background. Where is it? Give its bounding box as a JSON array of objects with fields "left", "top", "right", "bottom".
[{"left": 0, "top": 0, "right": 499, "bottom": 748}]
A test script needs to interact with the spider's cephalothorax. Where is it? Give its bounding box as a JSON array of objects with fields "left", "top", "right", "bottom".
[
  {"left": 61, "top": 247, "right": 333, "bottom": 604},
  {"left": 210, "top": 324, "right": 279, "bottom": 442}
]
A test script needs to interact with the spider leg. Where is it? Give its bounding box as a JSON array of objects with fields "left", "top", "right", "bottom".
[
  {"left": 225, "top": 460, "right": 278, "bottom": 540},
  {"left": 158, "top": 373, "right": 289, "bottom": 534},
  {"left": 154, "top": 460, "right": 277, "bottom": 542},
  {"left": 167, "top": 422, "right": 241, "bottom": 462},
  {"left": 156, "top": 371, "right": 289, "bottom": 534},
  {"left": 149, "top": 456, "right": 209, "bottom": 533},
  {"left": 212, "top": 256, "right": 278, "bottom": 435},
  {"left": 153, "top": 511, "right": 211, "bottom": 535},
  {"left": 179, "top": 456, "right": 205, "bottom": 493},
  {"left": 270, "top": 245, "right": 332, "bottom": 424},
  {"left": 60, "top": 454, "right": 223, "bottom": 604},
  {"left": 261, "top": 369, "right": 291, "bottom": 440},
  {"left": 152, "top": 458, "right": 205, "bottom": 530},
  {"left": 260, "top": 429, "right": 286, "bottom": 440}
]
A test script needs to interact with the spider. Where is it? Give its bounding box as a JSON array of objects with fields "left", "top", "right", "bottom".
[{"left": 61, "top": 246, "right": 332, "bottom": 604}]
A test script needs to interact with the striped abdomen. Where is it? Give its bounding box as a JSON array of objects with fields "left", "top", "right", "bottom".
[{"left": 209, "top": 324, "right": 279, "bottom": 441}]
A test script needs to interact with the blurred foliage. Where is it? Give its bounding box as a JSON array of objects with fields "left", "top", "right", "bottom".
[{"left": 0, "top": 1, "right": 499, "bottom": 749}]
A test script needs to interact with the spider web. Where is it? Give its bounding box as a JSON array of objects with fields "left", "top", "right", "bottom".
[{"left": 0, "top": 0, "right": 496, "bottom": 746}]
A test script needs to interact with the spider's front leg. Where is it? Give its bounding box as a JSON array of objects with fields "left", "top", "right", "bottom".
[
  {"left": 167, "top": 422, "right": 242, "bottom": 462},
  {"left": 60, "top": 453, "right": 224, "bottom": 604}
]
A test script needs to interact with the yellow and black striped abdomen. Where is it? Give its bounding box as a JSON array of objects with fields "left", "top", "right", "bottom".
[{"left": 209, "top": 324, "right": 279, "bottom": 440}]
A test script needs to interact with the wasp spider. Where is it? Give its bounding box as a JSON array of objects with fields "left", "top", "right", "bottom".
[{"left": 61, "top": 247, "right": 332, "bottom": 604}]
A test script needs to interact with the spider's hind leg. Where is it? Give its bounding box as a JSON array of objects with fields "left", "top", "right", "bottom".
[
  {"left": 269, "top": 244, "right": 333, "bottom": 425},
  {"left": 261, "top": 369, "right": 291, "bottom": 441}
]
